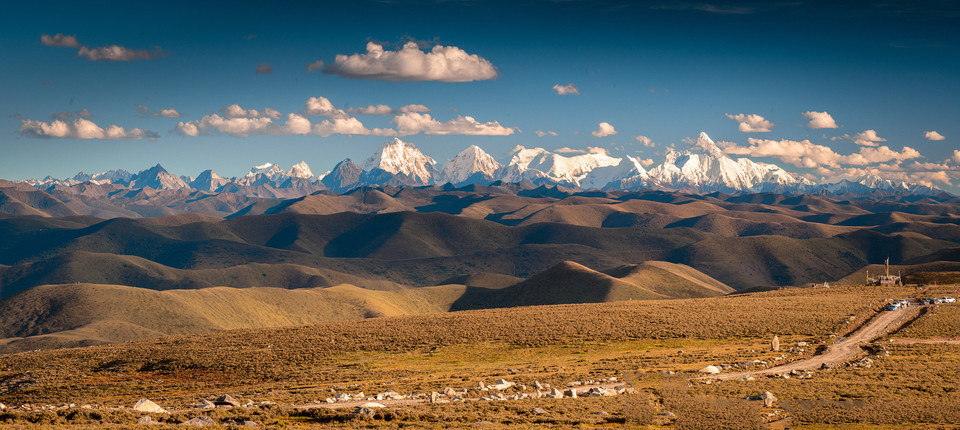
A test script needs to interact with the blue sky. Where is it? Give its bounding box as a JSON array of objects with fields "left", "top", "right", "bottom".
[{"left": 2, "top": 1, "right": 958, "bottom": 189}]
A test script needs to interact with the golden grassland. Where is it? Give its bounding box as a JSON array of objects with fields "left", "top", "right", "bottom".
[{"left": 1, "top": 284, "right": 955, "bottom": 428}]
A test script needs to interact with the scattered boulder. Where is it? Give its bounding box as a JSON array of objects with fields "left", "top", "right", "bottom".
[
  {"left": 359, "top": 402, "right": 385, "bottom": 408},
  {"left": 241, "top": 421, "right": 260, "bottom": 427},
  {"left": 430, "top": 392, "right": 440, "bottom": 403},
  {"left": 594, "top": 411, "right": 609, "bottom": 416},
  {"left": 182, "top": 416, "right": 215, "bottom": 427},
  {"left": 760, "top": 391, "right": 777, "bottom": 408},
  {"left": 533, "top": 381, "right": 545, "bottom": 390},
  {"left": 547, "top": 388, "right": 564, "bottom": 398},
  {"left": 195, "top": 400, "right": 215, "bottom": 410},
  {"left": 444, "top": 387, "right": 457, "bottom": 397},
  {"left": 133, "top": 399, "right": 167, "bottom": 414},
  {"left": 490, "top": 379, "right": 513, "bottom": 390},
  {"left": 213, "top": 395, "right": 240, "bottom": 407},
  {"left": 772, "top": 335, "right": 780, "bottom": 352},
  {"left": 353, "top": 407, "right": 376, "bottom": 417},
  {"left": 698, "top": 365, "right": 721, "bottom": 374},
  {"left": 564, "top": 388, "right": 578, "bottom": 398},
  {"left": 531, "top": 407, "right": 548, "bottom": 415}
]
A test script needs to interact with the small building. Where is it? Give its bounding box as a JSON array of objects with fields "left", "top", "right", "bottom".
[{"left": 867, "top": 258, "right": 902, "bottom": 286}]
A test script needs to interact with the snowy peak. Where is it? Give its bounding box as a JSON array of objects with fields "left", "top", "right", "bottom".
[
  {"left": 190, "top": 169, "right": 231, "bottom": 192},
  {"left": 439, "top": 145, "right": 503, "bottom": 185},
  {"left": 504, "top": 146, "right": 620, "bottom": 185},
  {"left": 287, "top": 161, "right": 313, "bottom": 179},
  {"left": 649, "top": 131, "right": 805, "bottom": 192},
  {"left": 129, "top": 164, "right": 189, "bottom": 190},
  {"left": 361, "top": 138, "right": 436, "bottom": 184}
]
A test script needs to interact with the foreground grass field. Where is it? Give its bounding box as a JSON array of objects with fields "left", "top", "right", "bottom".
[{"left": 1, "top": 284, "right": 957, "bottom": 428}]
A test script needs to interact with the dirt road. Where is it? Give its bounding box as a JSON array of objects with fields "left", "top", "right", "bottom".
[{"left": 713, "top": 306, "right": 922, "bottom": 381}]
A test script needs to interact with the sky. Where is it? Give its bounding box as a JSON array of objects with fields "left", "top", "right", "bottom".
[{"left": 2, "top": 0, "right": 959, "bottom": 190}]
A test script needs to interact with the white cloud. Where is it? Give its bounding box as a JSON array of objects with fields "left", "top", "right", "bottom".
[
  {"left": 392, "top": 112, "right": 517, "bottom": 136},
  {"left": 925, "top": 130, "right": 946, "bottom": 141},
  {"left": 220, "top": 104, "right": 282, "bottom": 119},
  {"left": 834, "top": 129, "right": 886, "bottom": 147},
  {"left": 722, "top": 138, "right": 921, "bottom": 168},
  {"left": 50, "top": 108, "right": 92, "bottom": 121},
  {"left": 324, "top": 42, "right": 498, "bottom": 82},
  {"left": 41, "top": 33, "right": 80, "bottom": 48},
  {"left": 535, "top": 130, "right": 558, "bottom": 137},
  {"left": 591, "top": 122, "right": 617, "bottom": 138},
  {"left": 155, "top": 108, "right": 180, "bottom": 118},
  {"left": 952, "top": 150, "right": 960, "bottom": 164},
  {"left": 802, "top": 111, "right": 839, "bottom": 129},
  {"left": 256, "top": 62, "right": 273, "bottom": 74},
  {"left": 634, "top": 135, "right": 655, "bottom": 147},
  {"left": 349, "top": 104, "right": 395, "bottom": 115},
  {"left": 302, "top": 96, "right": 348, "bottom": 119},
  {"left": 552, "top": 83, "right": 580, "bottom": 95},
  {"left": 20, "top": 118, "right": 151, "bottom": 139},
  {"left": 398, "top": 104, "right": 430, "bottom": 113},
  {"left": 77, "top": 45, "right": 164, "bottom": 61},
  {"left": 305, "top": 60, "right": 324, "bottom": 72},
  {"left": 725, "top": 113, "right": 775, "bottom": 132},
  {"left": 555, "top": 147, "right": 586, "bottom": 154},
  {"left": 176, "top": 112, "right": 393, "bottom": 138},
  {"left": 639, "top": 158, "right": 655, "bottom": 167}
]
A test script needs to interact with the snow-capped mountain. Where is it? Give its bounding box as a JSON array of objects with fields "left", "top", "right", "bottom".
[
  {"left": 287, "top": 161, "right": 314, "bottom": 179},
  {"left": 18, "top": 133, "right": 946, "bottom": 197},
  {"left": 580, "top": 156, "right": 650, "bottom": 190},
  {"left": 361, "top": 138, "right": 436, "bottom": 184},
  {"left": 646, "top": 132, "right": 809, "bottom": 193},
  {"left": 73, "top": 169, "right": 133, "bottom": 185},
  {"left": 821, "top": 174, "right": 940, "bottom": 196},
  {"left": 500, "top": 146, "right": 620, "bottom": 185},
  {"left": 128, "top": 164, "right": 189, "bottom": 190},
  {"left": 439, "top": 145, "right": 503, "bottom": 185},
  {"left": 190, "top": 170, "right": 231, "bottom": 192}
]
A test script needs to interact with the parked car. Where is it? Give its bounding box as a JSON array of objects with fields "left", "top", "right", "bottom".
[
  {"left": 943, "top": 297, "right": 956, "bottom": 303},
  {"left": 885, "top": 303, "right": 900, "bottom": 311}
]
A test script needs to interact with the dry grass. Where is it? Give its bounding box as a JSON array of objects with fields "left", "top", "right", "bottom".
[{"left": 894, "top": 304, "right": 960, "bottom": 338}]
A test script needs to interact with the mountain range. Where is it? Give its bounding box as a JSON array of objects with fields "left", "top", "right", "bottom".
[{"left": 19, "top": 133, "right": 944, "bottom": 197}]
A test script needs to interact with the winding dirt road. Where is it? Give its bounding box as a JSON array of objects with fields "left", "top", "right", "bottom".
[{"left": 712, "top": 306, "right": 922, "bottom": 381}]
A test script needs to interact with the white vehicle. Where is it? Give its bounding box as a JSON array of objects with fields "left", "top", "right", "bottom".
[{"left": 943, "top": 297, "right": 956, "bottom": 303}]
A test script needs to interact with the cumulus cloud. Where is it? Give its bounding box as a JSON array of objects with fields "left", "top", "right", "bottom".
[
  {"left": 305, "top": 60, "right": 324, "bottom": 72},
  {"left": 639, "top": 158, "right": 655, "bottom": 167},
  {"left": 349, "top": 104, "right": 395, "bottom": 115},
  {"left": 398, "top": 104, "right": 430, "bottom": 113},
  {"left": 555, "top": 147, "right": 586, "bottom": 154},
  {"left": 591, "top": 122, "right": 617, "bottom": 138},
  {"left": 136, "top": 105, "right": 181, "bottom": 118},
  {"left": 50, "top": 108, "right": 92, "bottom": 121},
  {"left": 802, "top": 111, "right": 839, "bottom": 129},
  {"left": 256, "top": 62, "right": 273, "bottom": 74},
  {"left": 324, "top": 41, "right": 498, "bottom": 82},
  {"left": 925, "top": 130, "right": 946, "bottom": 141},
  {"left": 176, "top": 112, "right": 394, "bottom": 138},
  {"left": 725, "top": 113, "right": 775, "bottom": 132},
  {"left": 20, "top": 118, "right": 153, "bottom": 139},
  {"left": 392, "top": 112, "right": 517, "bottom": 136},
  {"left": 535, "top": 130, "right": 558, "bottom": 137},
  {"left": 77, "top": 45, "right": 165, "bottom": 61},
  {"left": 834, "top": 129, "right": 886, "bottom": 147},
  {"left": 634, "top": 135, "right": 655, "bottom": 147},
  {"left": 220, "top": 104, "right": 282, "bottom": 119},
  {"left": 302, "top": 96, "right": 348, "bottom": 119},
  {"left": 552, "top": 83, "right": 579, "bottom": 95},
  {"left": 156, "top": 108, "right": 180, "bottom": 118},
  {"left": 722, "top": 138, "right": 921, "bottom": 168},
  {"left": 41, "top": 33, "right": 80, "bottom": 48}
]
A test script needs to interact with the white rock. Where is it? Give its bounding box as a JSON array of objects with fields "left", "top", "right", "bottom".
[
  {"left": 698, "top": 365, "right": 721, "bottom": 374},
  {"left": 133, "top": 399, "right": 167, "bottom": 414}
]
